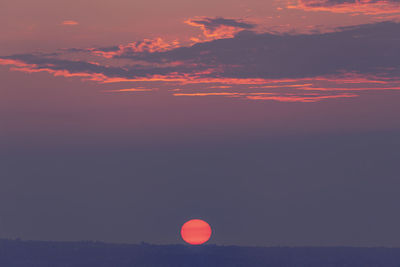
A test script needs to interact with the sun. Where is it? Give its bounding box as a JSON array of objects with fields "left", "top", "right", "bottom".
[{"left": 181, "top": 219, "right": 212, "bottom": 245}]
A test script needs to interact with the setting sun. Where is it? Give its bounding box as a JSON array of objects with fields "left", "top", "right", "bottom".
[{"left": 181, "top": 219, "right": 212, "bottom": 245}]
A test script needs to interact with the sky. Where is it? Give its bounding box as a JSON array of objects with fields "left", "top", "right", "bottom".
[{"left": 1, "top": 0, "right": 400, "bottom": 246}]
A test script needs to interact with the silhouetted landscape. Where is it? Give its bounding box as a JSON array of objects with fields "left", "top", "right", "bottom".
[{"left": 1, "top": 239, "right": 400, "bottom": 267}]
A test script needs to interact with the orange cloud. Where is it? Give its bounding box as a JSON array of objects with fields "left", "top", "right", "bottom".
[
  {"left": 91, "top": 38, "right": 180, "bottom": 58},
  {"left": 2, "top": 58, "right": 396, "bottom": 103},
  {"left": 0, "top": 59, "right": 31, "bottom": 68},
  {"left": 2, "top": 57, "right": 399, "bottom": 91}
]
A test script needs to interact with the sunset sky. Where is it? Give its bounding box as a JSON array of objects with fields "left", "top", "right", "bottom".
[{"left": 1, "top": 0, "right": 400, "bottom": 246}]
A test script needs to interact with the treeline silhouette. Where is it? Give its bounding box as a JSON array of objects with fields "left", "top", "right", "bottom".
[{"left": 1, "top": 239, "right": 400, "bottom": 266}]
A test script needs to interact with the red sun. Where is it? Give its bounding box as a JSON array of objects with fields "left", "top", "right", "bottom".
[{"left": 181, "top": 219, "right": 212, "bottom": 245}]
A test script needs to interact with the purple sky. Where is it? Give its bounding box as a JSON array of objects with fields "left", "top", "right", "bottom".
[{"left": 1, "top": 0, "right": 400, "bottom": 246}]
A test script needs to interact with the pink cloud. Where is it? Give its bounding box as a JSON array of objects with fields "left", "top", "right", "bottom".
[
  {"left": 103, "top": 88, "right": 154, "bottom": 92},
  {"left": 288, "top": 0, "right": 400, "bottom": 16},
  {"left": 174, "top": 91, "right": 360, "bottom": 102},
  {"left": 62, "top": 20, "right": 79, "bottom": 26},
  {"left": 246, "top": 93, "right": 358, "bottom": 102},
  {"left": 185, "top": 17, "right": 255, "bottom": 41}
]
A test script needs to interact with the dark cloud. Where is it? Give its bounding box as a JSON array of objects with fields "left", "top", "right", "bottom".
[
  {"left": 93, "top": 46, "right": 120, "bottom": 52},
  {"left": 291, "top": 0, "right": 400, "bottom": 15},
  {"left": 118, "top": 21, "right": 400, "bottom": 80},
  {"left": 184, "top": 17, "right": 256, "bottom": 40},
  {"left": 1, "top": 21, "right": 400, "bottom": 82},
  {"left": 186, "top": 17, "right": 255, "bottom": 32},
  {"left": 0, "top": 53, "right": 208, "bottom": 80},
  {"left": 301, "top": 0, "right": 400, "bottom": 7},
  {"left": 1, "top": 54, "right": 130, "bottom": 77}
]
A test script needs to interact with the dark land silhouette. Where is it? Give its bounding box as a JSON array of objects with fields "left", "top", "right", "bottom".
[{"left": 1, "top": 239, "right": 400, "bottom": 266}]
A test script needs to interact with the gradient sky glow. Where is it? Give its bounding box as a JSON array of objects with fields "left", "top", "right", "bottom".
[{"left": 1, "top": 0, "right": 400, "bottom": 247}]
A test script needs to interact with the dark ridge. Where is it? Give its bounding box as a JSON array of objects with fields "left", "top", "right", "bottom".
[{"left": 1, "top": 239, "right": 400, "bottom": 266}]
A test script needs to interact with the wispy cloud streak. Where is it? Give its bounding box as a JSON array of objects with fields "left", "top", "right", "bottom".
[
  {"left": 62, "top": 20, "right": 79, "bottom": 26},
  {"left": 288, "top": 0, "right": 400, "bottom": 16}
]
